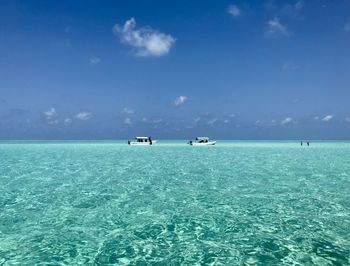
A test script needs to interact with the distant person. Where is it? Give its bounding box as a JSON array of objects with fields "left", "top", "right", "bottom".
[
  {"left": 301, "top": 141, "right": 303, "bottom": 146},
  {"left": 307, "top": 141, "right": 310, "bottom": 146},
  {"left": 149, "top": 137, "right": 152, "bottom": 145}
]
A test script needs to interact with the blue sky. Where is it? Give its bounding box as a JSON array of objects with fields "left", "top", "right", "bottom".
[{"left": 1, "top": 0, "right": 350, "bottom": 139}]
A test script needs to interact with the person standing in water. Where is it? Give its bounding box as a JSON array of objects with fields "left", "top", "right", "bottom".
[{"left": 301, "top": 141, "right": 303, "bottom": 146}]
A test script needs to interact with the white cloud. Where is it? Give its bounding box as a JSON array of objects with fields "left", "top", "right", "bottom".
[
  {"left": 255, "top": 120, "right": 262, "bottom": 126},
  {"left": 343, "top": 22, "right": 350, "bottom": 32},
  {"left": 124, "top": 117, "right": 132, "bottom": 125},
  {"left": 44, "top": 108, "right": 57, "bottom": 120},
  {"left": 74, "top": 112, "right": 91, "bottom": 121},
  {"left": 194, "top": 117, "right": 201, "bottom": 123},
  {"left": 281, "top": 117, "right": 292, "bottom": 125},
  {"left": 113, "top": 18, "right": 175, "bottom": 57},
  {"left": 208, "top": 118, "right": 218, "bottom": 125},
  {"left": 228, "top": 5, "right": 241, "bottom": 17},
  {"left": 64, "top": 118, "right": 72, "bottom": 125},
  {"left": 89, "top": 57, "right": 101, "bottom": 65},
  {"left": 322, "top": 114, "right": 333, "bottom": 122},
  {"left": 173, "top": 96, "right": 188, "bottom": 106},
  {"left": 265, "top": 18, "right": 291, "bottom": 37},
  {"left": 121, "top": 107, "right": 135, "bottom": 114}
]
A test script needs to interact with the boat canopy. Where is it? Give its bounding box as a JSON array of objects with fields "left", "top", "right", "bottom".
[
  {"left": 136, "top": 136, "right": 149, "bottom": 139},
  {"left": 196, "top": 137, "right": 209, "bottom": 141}
]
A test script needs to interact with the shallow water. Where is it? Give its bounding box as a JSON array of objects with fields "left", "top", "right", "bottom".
[{"left": 0, "top": 141, "right": 349, "bottom": 265}]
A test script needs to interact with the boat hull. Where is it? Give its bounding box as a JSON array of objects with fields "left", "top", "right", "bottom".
[
  {"left": 129, "top": 140, "right": 157, "bottom": 145},
  {"left": 191, "top": 141, "right": 216, "bottom": 146}
]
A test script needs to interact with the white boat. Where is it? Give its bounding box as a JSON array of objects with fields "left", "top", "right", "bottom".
[
  {"left": 128, "top": 136, "right": 156, "bottom": 145},
  {"left": 189, "top": 137, "right": 216, "bottom": 146}
]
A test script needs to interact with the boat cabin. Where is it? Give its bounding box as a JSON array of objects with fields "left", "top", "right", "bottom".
[
  {"left": 195, "top": 137, "right": 210, "bottom": 143},
  {"left": 128, "top": 136, "right": 155, "bottom": 145},
  {"left": 135, "top": 137, "right": 151, "bottom": 143}
]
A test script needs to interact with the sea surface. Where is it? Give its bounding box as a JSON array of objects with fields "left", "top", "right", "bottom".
[{"left": 0, "top": 141, "right": 349, "bottom": 265}]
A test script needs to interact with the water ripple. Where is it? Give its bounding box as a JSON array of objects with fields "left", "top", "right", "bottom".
[{"left": 0, "top": 141, "right": 349, "bottom": 265}]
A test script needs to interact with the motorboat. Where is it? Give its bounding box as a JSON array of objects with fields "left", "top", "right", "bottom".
[
  {"left": 128, "top": 136, "right": 156, "bottom": 145},
  {"left": 188, "top": 137, "right": 216, "bottom": 146}
]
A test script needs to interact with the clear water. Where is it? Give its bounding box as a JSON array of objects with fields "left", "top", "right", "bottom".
[{"left": 0, "top": 141, "right": 349, "bottom": 265}]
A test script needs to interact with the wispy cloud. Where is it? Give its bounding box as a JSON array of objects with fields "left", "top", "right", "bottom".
[
  {"left": 89, "top": 57, "right": 101, "bottom": 65},
  {"left": 139, "top": 117, "right": 163, "bottom": 124},
  {"left": 0, "top": 108, "right": 28, "bottom": 120},
  {"left": 228, "top": 5, "right": 241, "bottom": 17},
  {"left": 44, "top": 108, "right": 57, "bottom": 120},
  {"left": 345, "top": 117, "right": 350, "bottom": 123},
  {"left": 294, "top": 0, "right": 304, "bottom": 10},
  {"left": 343, "top": 22, "right": 350, "bottom": 32},
  {"left": 265, "top": 18, "right": 291, "bottom": 38},
  {"left": 64, "top": 39, "right": 72, "bottom": 48},
  {"left": 282, "top": 63, "right": 301, "bottom": 71},
  {"left": 47, "top": 119, "right": 59, "bottom": 125},
  {"left": 121, "top": 107, "right": 135, "bottom": 114},
  {"left": 63, "top": 25, "right": 72, "bottom": 48},
  {"left": 64, "top": 118, "right": 72, "bottom": 125},
  {"left": 113, "top": 18, "right": 175, "bottom": 57},
  {"left": 322, "top": 114, "right": 333, "bottom": 122},
  {"left": 173, "top": 96, "right": 188, "bottom": 106},
  {"left": 255, "top": 120, "right": 263, "bottom": 126},
  {"left": 194, "top": 117, "right": 201, "bottom": 123},
  {"left": 207, "top": 118, "right": 218, "bottom": 125},
  {"left": 281, "top": 117, "right": 292, "bottom": 125},
  {"left": 152, "top": 118, "right": 163, "bottom": 124},
  {"left": 74, "top": 112, "right": 91, "bottom": 120},
  {"left": 64, "top": 26, "right": 72, "bottom": 33},
  {"left": 282, "top": 0, "right": 304, "bottom": 17},
  {"left": 255, "top": 119, "right": 282, "bottom": 127},
  {"left": 267, "top": 1, "right": 304, "bottom": 19},
  {"left": 124, "top": 117, "right": 132, "bottom": 125}
]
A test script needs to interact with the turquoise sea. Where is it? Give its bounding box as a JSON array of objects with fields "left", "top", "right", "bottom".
[{"left": 0, "top": 141, "right": 349, "bottom": 265}]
